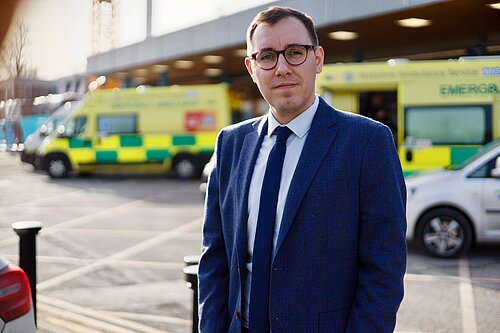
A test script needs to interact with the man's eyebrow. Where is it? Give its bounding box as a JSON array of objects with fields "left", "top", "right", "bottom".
[
  {"left": 256, "top": 47, "right": 274, "bottom": 52},
  {"left": 256, "top": 44, "right": 303, "bottom": 52}
]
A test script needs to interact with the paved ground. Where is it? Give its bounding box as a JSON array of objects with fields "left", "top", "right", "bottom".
[{"left": 0, "top": 152, "right": 499, "bottom": 333}]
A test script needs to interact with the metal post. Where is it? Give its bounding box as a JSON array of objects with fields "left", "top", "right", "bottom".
[
  {"left": 183, "top": 255, "right": 200, "bottom": 267},
  {"left": 12, "top": 221, "right": 42, "bottom": 326},
  {"left": 183, "top": 256, "right": 199, "bottom": 333},
  {"left": 146, "top": 0, "right": 152, "bottom": 38}
]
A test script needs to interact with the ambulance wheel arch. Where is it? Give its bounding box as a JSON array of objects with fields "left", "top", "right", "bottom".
[
  {"left": 172, "top": 153, "right": 205, "bottom": 179},
  {"left": 43, "top": 153, "right": 71, "bottom": 178}
]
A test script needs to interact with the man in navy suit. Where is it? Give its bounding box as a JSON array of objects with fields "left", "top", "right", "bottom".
[{"left": 198, "top": 6, "right": 407, "bottom": 333}]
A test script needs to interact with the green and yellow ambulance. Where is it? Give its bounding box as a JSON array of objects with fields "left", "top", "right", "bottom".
[
  {"left": 316, "top": 56, "right": 500, "bottom": 176},
  {"left": 37, "top": 83, "right": 231, "bottom": 178}
]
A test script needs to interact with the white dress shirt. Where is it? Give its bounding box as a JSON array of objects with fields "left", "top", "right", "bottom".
[{"left": 242, "top": 95, "right": 319, "bottom": 325}]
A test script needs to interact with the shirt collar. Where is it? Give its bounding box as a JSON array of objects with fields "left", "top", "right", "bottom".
[{"left": 267, "top": 94, "right": 319, "bottom": 139}]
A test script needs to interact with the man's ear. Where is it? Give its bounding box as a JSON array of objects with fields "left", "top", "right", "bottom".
[
  {"left": 245, "top": 57, "right": 257, "bottom": 83},
  {"left": 315, "top": 46, "right": 325, "bottom": 74}
]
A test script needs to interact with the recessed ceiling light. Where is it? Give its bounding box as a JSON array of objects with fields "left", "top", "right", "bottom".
[
  {"left": 397, "top": 18, "right": 432, "bottom": 28},
  {"left": 114, "top": 71, "right": 127, "bottom": 78},
  {"left": 134, "top": 76, "right": 147, "bottom": 84},
  {"left": 204, "top": 68, "right": 223, "bottom": 77},
  {"left": 134, "top": 68, "right": 148, "bottom": 75},
  {"left": 328, "top": 31, "right": 358, "bottom": 40},
  {"left": 487, "top": 2, "right": 500, "bottom": 9},
  {"left": 174, "top": 60, "right": 195, "bottom": 69},
  {"left": 152, "top": 64, "right": 169, "bottom": 73},
  {"left": 234, "top": 49, "right": 248, "bottom": 57},
  {"left": 203, "top": 55, "right": 224, "bottom": 64}
]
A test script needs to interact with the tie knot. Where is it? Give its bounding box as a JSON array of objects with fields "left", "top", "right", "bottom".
[{"left": 273, "top": 126, "right": 293, "bottom": 144}]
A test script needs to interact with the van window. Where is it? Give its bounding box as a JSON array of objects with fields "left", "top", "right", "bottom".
[
  {"left": 45, "top": 115, "right": 67, "bottom": 135},
  {"left": 467, "top": 154, "right": 499, "bottom": 178},
  {"left": 404, "top": 105, "right": 492, "bottom": 145},
  {"left": 98, "top": 114, "right": 137, "bottom": 134}
]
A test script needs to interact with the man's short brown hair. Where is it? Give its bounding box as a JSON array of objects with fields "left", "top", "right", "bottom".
[{"left": 246, "top": 6, "right": 319, "bottom": 49}]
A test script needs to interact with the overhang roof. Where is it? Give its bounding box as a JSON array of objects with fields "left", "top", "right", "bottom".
[{"left": 87, "top": 0, "right": 500, "bottom": 88}]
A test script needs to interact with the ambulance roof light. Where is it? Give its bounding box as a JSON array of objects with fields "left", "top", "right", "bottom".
[
  {"left": 458, "top": 55, "right": 500, "bottom": 62},
  {"left": 387, "top": 58, "right": 411, "bottom": 66}
]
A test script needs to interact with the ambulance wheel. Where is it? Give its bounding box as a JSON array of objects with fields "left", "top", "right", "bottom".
[
  {"left": 173, "top": 155, "right": 199, "bottom": 179},
  {"left": 47, "top": 155, "right": 71, "bottom": 178}
]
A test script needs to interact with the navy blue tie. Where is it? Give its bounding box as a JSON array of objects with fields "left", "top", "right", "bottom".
[{"left": 249, "top": 125, "right": 293, "bottom": 333}]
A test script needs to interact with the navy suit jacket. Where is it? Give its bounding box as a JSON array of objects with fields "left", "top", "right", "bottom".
[{"left": 198, "top": 97, "right": 407, "bottom": 333}]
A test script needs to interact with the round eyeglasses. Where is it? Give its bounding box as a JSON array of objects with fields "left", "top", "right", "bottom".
[{"left": 250, "top": 44, "right": 316, "bottom": 70}]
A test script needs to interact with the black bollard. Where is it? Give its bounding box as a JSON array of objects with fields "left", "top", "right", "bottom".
[
  {"left": 12, "top": 221, "right": 42, "bottom": 326},
  {"left": 183, "top": 264, "right": 199, "bottom": 333}
]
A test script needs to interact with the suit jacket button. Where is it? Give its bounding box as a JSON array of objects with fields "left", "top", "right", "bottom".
[{"left": 235, "top": 311, "right": 240, "bottom": 320}]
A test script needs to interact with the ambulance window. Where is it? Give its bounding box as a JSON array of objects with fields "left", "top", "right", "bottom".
[
  {"left": 98, "top": 114, "right": 137, "bottom": 134},
  {"left": 405, "top": 105, "right": 492, "bottom": 145},
  {"left": 46, "top": 115, "right": 67, "bottom": 135},
  {"left": 64, "top": 116, "right": 87, "bottom": 137}
]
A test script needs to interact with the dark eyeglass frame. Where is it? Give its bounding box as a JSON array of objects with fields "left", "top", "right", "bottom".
[{"left": 249, "top": 44, "right": 316, "bottom": 70}]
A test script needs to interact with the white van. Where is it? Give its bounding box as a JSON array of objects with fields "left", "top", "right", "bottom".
[
  {"left": 20, "top": 101, "right": 80, "bottom": 168},
  {"left": 406, "top": 139, "right": 500, "bottom": 257}
]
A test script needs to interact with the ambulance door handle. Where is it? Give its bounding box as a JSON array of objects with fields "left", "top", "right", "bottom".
[
  {"left": 97, "top": 131, "right": 107, "bottom": 144},
  {"left": 406, "top": 149, "right": 413, "bottom": 162}
]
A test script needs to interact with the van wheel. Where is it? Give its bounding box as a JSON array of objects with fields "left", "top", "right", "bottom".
[
  {"left": 33, "top": 156, "right": 42, "bottom": 170},
  {"left": 415, "top": 208, "right": 472, "bottom": 258},
  {"left": 47, "top": 156, "right": 70, "bottom": 178},
  {"left": 173, "top": 155, "right": 198, "bottom": 179}
]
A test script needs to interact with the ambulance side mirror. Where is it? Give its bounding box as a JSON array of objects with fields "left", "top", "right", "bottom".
[
  {"left": 39, "top": 124, "right": 48, "bottom": 136},
  {"left": 56, "top": 125, "right": 67, "bottom": 138}
]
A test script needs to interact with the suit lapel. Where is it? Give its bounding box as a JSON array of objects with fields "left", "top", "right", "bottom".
[
  {"left": 235, "top": 117, "right": 267, "bottom": 274},
  {"left": 275, "top": 99, "right": 340, "bottom": 255}
]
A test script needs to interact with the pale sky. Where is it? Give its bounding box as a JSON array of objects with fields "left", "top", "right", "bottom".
[{"left": 9, "top": 0, "right": 276, "bottom": 80}]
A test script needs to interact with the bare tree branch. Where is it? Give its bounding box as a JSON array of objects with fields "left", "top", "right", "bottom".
[{"left": 0, "top": 19, "right": 34, "bottom": 79}]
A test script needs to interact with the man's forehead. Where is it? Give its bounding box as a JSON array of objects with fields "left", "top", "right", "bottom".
[{"left": 249, "top": 18, "right": 310, "bottom": 50}]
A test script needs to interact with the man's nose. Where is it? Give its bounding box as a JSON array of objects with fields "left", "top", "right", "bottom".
[{"left": 275, "top": 53, "right": 291, "bottom": 76}]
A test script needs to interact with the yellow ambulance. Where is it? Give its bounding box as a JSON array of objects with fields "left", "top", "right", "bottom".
[
  {"left": 37, "top": 83, "right": 231, "bottom": 178},
  {"left": 316, "top": 56, "right": 500, "bottom": 175}
]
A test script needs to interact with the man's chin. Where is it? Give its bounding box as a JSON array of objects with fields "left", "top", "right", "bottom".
[
  {"left": 271, "top": 99, "right": 304, "bottom": 116},
  {"left": 270, "top": 93, "right": 296, "bottom": 106}
]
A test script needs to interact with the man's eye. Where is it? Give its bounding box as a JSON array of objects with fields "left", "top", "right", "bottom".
[
  {"left": 258, "top": 52, "right": 276, "bottom": 62},
  {"left": 287, "top": 48, "right": 305, "bottom": 57}
]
